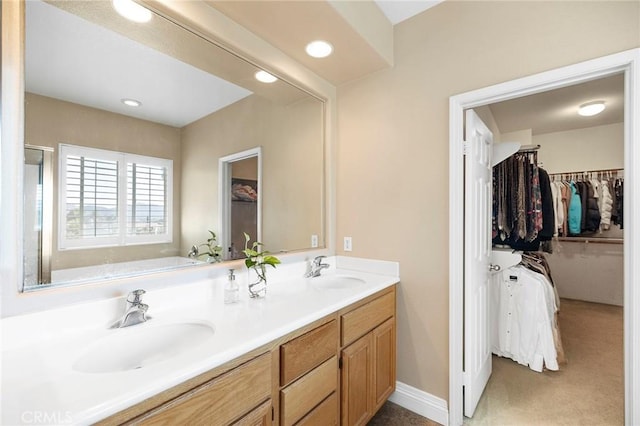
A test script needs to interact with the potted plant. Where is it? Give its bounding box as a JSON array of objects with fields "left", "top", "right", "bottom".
[
  {"left": 193, "top": 230, "right": 223, "bottom": 263},
  {"left": 242, "top": 232, "right": 280, "bottom": 298}
]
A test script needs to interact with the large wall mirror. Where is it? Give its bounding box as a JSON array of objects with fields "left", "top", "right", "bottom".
[{"left": 22, "top": 0, "right": 325, "bottom": 291}]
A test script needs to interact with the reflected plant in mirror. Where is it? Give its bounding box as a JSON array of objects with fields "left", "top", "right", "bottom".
[
  {"left": 190, "top": 231, "right": 223, "bottom": 264},
  {"left": 242, "top": 233, "right": 280, "bottom": 298},
  {"left": 21, "top": 0, "right": 324, "bottom": 290}
]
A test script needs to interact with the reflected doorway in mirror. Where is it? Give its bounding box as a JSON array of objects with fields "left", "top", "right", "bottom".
[{"left": 219, "top": 147, "right": 262, "bottom": 261}]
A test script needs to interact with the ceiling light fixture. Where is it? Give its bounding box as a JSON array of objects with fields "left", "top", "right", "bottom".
[
  {"left": 255, "top": 70, "right": 278, "bottom": 84},
  {"left": 578, "top": 101, "right": 606, "bottom": 117},
  {"left": 121, "top": 98, "right": 142, "bottom": 107},
  {"left": 112, "top": 0, "right": 152, "bottom": 23},
  {"left": 305, "top": 40, "right": 333, "bottom": 58}
]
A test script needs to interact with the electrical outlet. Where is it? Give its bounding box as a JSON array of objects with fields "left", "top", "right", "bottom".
[
  {"left": 344, "top": 236, "right": 352, "bottom": 252},
  {"left": 311, "top": 234, "right": 318, "bottom": 248}
]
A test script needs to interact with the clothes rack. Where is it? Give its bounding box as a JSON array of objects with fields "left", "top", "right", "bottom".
[
  {"left": 548, "top": 168, "right": 624, "bottom": 243},
  {"left": 517, "top": 144, "right": 541, "bottom": 153},
  {"left": 548, "top": 168, "right": 623, "bottom": 181}
]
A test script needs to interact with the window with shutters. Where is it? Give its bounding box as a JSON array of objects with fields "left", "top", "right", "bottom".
[{"left": 58, "top": 144, "right": 172, "bottom": 250}]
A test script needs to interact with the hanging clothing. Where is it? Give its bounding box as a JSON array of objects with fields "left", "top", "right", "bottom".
[
  {"left": 537, "top": 168, "right": 555, "bottom": 241},
  {"left": 600, "top": 180, "right": 614, "bottom": 230},
  {"left": 568, "top": 182, "right": 582, "bottom": 235},
  {"left": 492, "top": 152, "right": 549, "bottom": 251},
  {"left": 490, "top": 264, "right": 559, "bottom": 372},
  {"left": 613, "top": 179, "right": 624, "bottom": 229},
  {"left": 584, "top": 181, "right": 602, "bottom": 232}
]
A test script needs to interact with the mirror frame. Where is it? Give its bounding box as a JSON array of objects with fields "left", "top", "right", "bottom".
[{"left": 0, "top": 0, "right": 336, "bottom": 317}]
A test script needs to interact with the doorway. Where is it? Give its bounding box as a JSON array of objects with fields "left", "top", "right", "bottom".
[
  {"left": 448, "top": 49, "right": 640, "bottom": 426},
  {"left": 218, "top": 147, "right": 262, "bottom": 260}
]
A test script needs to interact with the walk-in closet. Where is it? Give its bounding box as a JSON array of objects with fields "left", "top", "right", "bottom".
[{"left": 467, "top": 72, "right": 625, "bottom": 425}]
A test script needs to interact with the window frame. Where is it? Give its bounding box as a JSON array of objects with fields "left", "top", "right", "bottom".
[{"left": 57, "top": 143, "right": 173, "bottom": 250}]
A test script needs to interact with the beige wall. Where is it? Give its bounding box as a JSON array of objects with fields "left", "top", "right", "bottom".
[
  {"left": 25, "top": 93, "right": 182, "bottom": 271},
  {"left": 180, "top": 94, "right": 323, "bottom": 255},
  {"left": 501, "top": 128, "right": 533, "bottom": 147},
  {"left": 536, "top": 122, "right": 624, "bottom": 173},
  {"left": 336, "top": 1, "right": 639, "bottom": 401},
  {"left": 536, "top": 122, "right": 624, "bottom": 306}
]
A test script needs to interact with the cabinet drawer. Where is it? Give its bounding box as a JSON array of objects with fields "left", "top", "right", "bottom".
[
  {"left": 342, "top": 292, "right": 395, "bottom": 346},
  {"left": 233, "top": 399, "right": 272, "bottom": 426},
  {"left": 281, "top": 319, "right": 337, "bottom": 386},
  {"left": 280, "top": 356, "right": 337, "bottom": 426},
  {"left": 139, "top": 353, "right": 271, "bottom": 425},
  {"left": 296, "top": 392, "right": 338, "bottom": 426}
]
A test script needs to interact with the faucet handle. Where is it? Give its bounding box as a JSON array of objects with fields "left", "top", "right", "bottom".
[
  {"left": 127, "top": 289, "right": 146, "bottom": 304},
  {"left": 313, "top": 255, "right": 327, "bottom": 265}
]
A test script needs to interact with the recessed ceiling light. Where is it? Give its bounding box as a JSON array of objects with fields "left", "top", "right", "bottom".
[
  {"left": 255, "top": 70, "right": 278, "bottom": 83},
  {"left": 121, "top": 98, "right": 142, "bottom": 107},
  {"left": 578, "top": 101, "right": 606, "bottom": 117},
  {"left": 305, "top": 40, "right": 333, "bottom": 58},
  {"left": 112, "top": 0, "right": 152, "bottom": 23}
]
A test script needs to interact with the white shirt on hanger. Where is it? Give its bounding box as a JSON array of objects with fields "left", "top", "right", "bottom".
[{"left": 490, "top": 265, "right": 559, "bottom": 372}]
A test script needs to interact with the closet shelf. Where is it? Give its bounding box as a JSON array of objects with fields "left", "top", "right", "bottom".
[{"left": 557, "top": 237, "right": 623, "bottom": 245}]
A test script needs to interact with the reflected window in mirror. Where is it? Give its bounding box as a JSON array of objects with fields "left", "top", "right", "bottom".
[{"left": 58, "top": 144, "right": 173, "bottom": 250}]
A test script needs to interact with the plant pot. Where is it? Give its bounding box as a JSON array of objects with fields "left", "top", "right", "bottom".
[{"left": 247, "top": 267, "right": 267, "bottom": 298}]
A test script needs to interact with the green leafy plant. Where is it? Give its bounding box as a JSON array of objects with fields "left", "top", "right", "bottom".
[
  {"left": 242, "top": 232, "right": 280, "bottom": 297},
  {"left": 196, "top": 230, "right": 223, "bottom": 263}
]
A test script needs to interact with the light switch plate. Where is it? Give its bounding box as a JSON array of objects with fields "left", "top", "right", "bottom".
[
  {"left": 311, "top": 234, "right": 318, "bottom": 248},
  {"left": 344, "top": 236, "right": 352, "bottom": 252}
]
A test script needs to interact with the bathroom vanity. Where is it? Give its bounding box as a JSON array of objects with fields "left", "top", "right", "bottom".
[{"left": 1, "top": 258, "right": 398, "bottom": 426}]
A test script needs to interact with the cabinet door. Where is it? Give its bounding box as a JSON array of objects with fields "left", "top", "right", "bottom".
[
  {"left": 341, "top": 334, "right": 373, "bottom": 426},
  {"left": 372, "top": 317, "right": 396, "bottom": 411}
]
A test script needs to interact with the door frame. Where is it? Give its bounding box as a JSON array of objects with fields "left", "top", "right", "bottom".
[
  {"left": 449, "top": 48, "right": 640, "bottom": 426},
  {"left": 218, "top": 146, "right": 262, "bottom": 260}
]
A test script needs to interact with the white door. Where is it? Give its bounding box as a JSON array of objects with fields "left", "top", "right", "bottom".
[{"left": 463, "top": 109, "right": 493, "bottom": 417}]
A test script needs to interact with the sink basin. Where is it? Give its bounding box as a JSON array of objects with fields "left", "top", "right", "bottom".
[
  {"left": 73, "top": 321, "right": 215, "bottom": 374},
  {"left": 311, "top": 275, "right": 366, "bottom": 290}
]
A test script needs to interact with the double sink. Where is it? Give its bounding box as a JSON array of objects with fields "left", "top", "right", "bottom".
[{"left": 71, "top": 274, "right": 365, "bottom": 374}]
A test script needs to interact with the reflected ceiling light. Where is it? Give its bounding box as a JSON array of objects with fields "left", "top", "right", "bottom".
[
  {"left": 255, "top": 70, "right": 278, "bottom": 83},
  {"left": 578, "top": 101, "right": 606, "bottom": 117},
  {"left": 305, "top": 40, "right": 333, "bottom": 58},
  {"left": 112, "top": 0, "right": 152, "bottom": 23},
  {"left": 121, "top": 98, "right": 142, "bottom": 107}
]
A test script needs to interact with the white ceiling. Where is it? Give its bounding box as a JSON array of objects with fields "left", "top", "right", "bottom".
[
  {"left": 374, "top": 0, "right": 444, "bottom": 25},
  {"left": 488, "top": 74, "right": 625, "bottom": 136},
  {"left": 26, "top": 0, "right": 252, "bottom": 128}
]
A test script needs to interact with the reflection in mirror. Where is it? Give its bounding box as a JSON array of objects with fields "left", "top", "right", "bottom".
[
  {"left": 219, "top": 148, "right": 261, "bottom": 260},
  {"left": 23, "top": 1, "right": 324, "bottom": 290},
  {"left": 23, "top": 145, "right": 54, "bottom": 288}
]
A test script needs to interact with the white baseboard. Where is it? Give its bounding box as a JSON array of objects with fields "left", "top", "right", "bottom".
[{"left": 388, "top": 381, "right": 449, "bottom": 426}]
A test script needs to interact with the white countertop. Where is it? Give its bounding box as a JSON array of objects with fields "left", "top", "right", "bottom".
[{"left": 1, "top": 257, "right": 399, "bottom": 425}]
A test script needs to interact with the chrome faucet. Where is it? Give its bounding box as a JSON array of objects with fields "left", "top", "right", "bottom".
[
  {"left": 116, "top": 289, "right": 149, "bottom": 328},
  {"left": 187, "top": 245, "right": 199, "bottom": 258},
  {"left": 305, "top": 255, "right": 330, "bottom": 278}
]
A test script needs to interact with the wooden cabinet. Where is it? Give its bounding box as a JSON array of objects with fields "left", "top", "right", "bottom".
[
  {"left": 280, "top": 320, "right": 337, "bottom": 386},
  {"left": 372, "top": 317, "right": 396, "bottom": 411},
  {"left": 103, "top": 285, "right": 396, "bottom": 426},
  {"left": 279, "top": 320, "right": 339, "bottom": 426},
  {"left": 340, "top": 289, "right": 396, "bottom": 426},
  {"left": 233, "top": 400, "right": 272, "bottom": 426},
  {"left": 134, "top": 352, "right": 272, "bottom": 426},
  {"left": 341, "top": 333, "right": 373, "bottom": 426}
]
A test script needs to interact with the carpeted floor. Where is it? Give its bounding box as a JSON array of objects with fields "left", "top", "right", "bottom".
[
  {"left": 466, "top": 298, "right": 624, "bottom": 425},
  {"left": 368, "top": 298, "right": 623, "bottom": 426}
]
